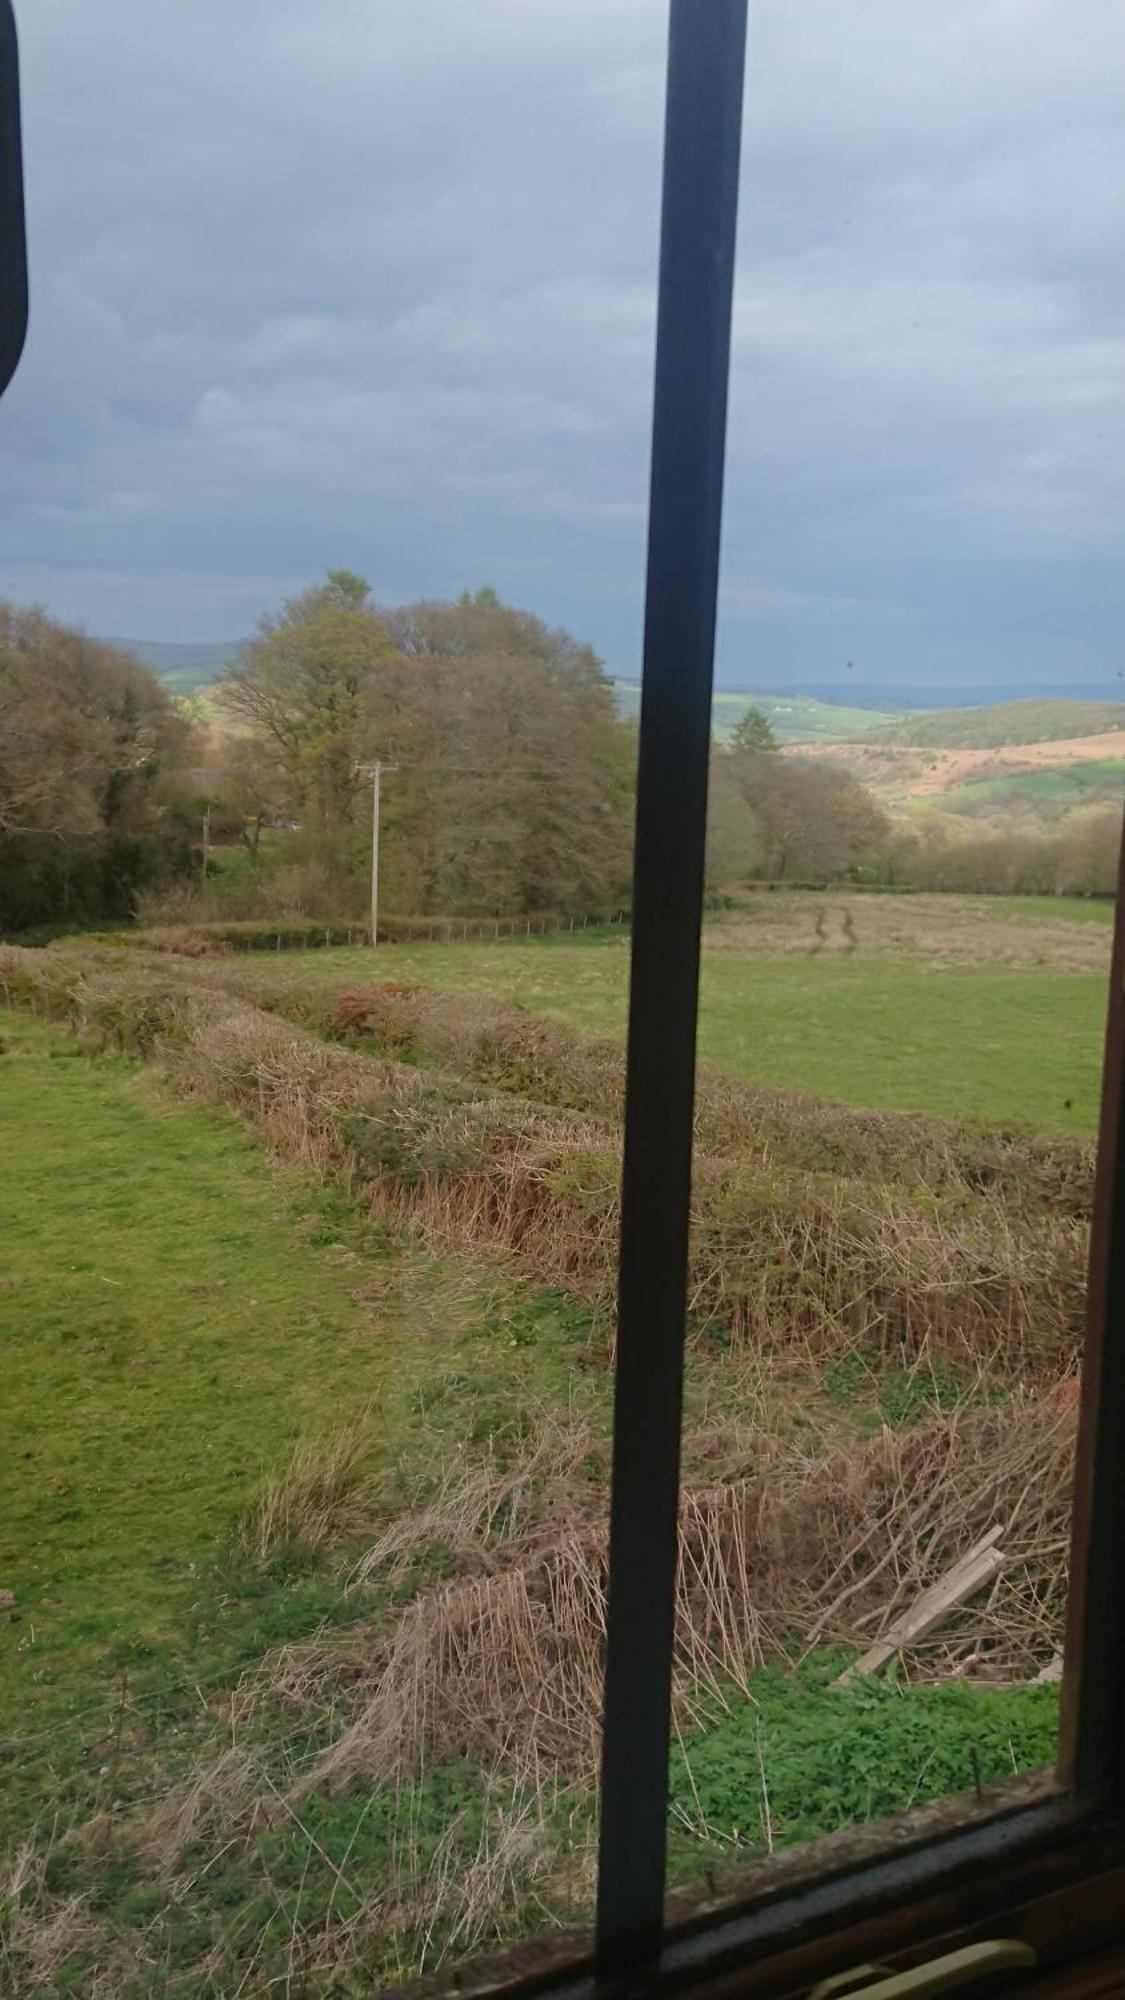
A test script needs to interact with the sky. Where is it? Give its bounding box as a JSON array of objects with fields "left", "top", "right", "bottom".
[{"left": 1, "top": 0, "right": 1122, "bottom": 692}]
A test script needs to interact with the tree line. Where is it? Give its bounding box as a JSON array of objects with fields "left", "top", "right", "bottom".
[
  {"left": 1, "top": 575, "right": 1119, "bottom": 936},
  {"left": 0, "top": 603, "right": 195, "bottom": 932},
  {"left": 707, "top": 708, "right": 1121, "bottom": 900}
]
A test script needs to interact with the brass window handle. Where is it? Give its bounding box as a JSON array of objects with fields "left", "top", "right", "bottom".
[{"left": 810, "top": 1940, "right": 1038, "bottom": 2000}]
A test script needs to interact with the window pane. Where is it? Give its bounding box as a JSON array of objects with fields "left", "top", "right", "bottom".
[
  {"left": 0, "top": 1, "right": 661, "bottom": 1987},
  {"left": 665, "top": 0, "right": 1112, "bottom": 1904}
]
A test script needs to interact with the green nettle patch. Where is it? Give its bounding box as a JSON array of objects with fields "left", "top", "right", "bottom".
[{"left": 670, "top": 1664, "right": 1059, "bottom": 1863}]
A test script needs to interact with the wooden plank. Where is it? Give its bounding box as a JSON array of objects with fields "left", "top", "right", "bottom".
[{"left": 837, "top": 1529, "right": 1006, "bottom": 1684}]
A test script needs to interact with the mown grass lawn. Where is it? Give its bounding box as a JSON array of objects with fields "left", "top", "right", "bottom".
[
  {"left": 0, "top": 1018, "right": 383, "bottom": 1748},
  {"left": 0, "top": 1013, "right": 593, "bottom": 1776},
  {"left": 241, "top": 923, "right": 1108, "bottom": 1132}
]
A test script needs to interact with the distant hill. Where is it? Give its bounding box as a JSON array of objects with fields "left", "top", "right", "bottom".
[
  {"left": 107, "top": 638, "right": 246, "bottom": 693},
  {"left": 611, "top": 681, "right": 896, "bottom": 744},
  {"left": 752, "top": 681, "right": 1123, "bottom": 711},
  {"left": 871, "top": 699, "right": 1125, "bottom": 751}
]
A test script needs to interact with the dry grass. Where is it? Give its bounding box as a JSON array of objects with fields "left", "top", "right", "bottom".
[
  {"left": 705, "top": 893, "right": 1111, "bottom": 972},
  {"left": 134, "top": 1746, "right": 266, "bottom": 1873},
  {"left": 27, "top": 1758, "right": 583, "bottom": 1995},
  {"left": 0, "top": 1846, "right": 110, "bottom": 1999},
  {"left": 209, "top": 1388, "right": 1076, "bottom": 1798},
  {"left": 237, "top": 1421, "right": 379, "bottom": 1563},
  {"left": 319, "top": 1768, "right": 585, "bottom": 1984}
]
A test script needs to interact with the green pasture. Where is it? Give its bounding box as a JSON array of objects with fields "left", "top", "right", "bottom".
[{"left": 243, "top": 913, "right": 1108, "bottom": 1132}]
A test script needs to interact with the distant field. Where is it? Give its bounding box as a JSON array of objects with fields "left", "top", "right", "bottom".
[
  {"left": 223, "top": 893, "right": 1110, "bottom": 1131},
  {"left": 794, "top": 730, "right": 1125, "bottom": 818},
  {"left": 612, "top": 682, "right": 897, "bottom": 743},
  {"left": 112, "top": 636, "right": 244, "bottom": 692},
  {"left": 941, "top": 761, "right": 1125, "bottom": 811}
]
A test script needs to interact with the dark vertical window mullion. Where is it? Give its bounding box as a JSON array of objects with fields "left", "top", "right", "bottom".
[
  {"left": 595, "top": 0, "right": 748, "bottom": 1973},
  {"left": 1059, "top": 820, "right": 1125, "bottom": 1796},
  {"left": 0, "top": 0, "right": 27, "bottom": 400}
]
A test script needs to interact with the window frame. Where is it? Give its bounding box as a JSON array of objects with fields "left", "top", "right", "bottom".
[{"left": 0, "top": 0, "right": 26, "bottom": 400}]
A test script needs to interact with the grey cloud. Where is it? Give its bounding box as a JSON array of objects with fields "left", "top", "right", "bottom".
[{"left": 0, "top": 0, "right": 1122, "bottom": 686}]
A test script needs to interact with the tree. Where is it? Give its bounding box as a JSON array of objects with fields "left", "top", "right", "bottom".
[
  {"left": 457, "top": 584, "right": 502, "bottom": 611},
  {"left": 220, "top": 572, "right": 409, "bottom": 857},
  {"left": 0, "top": 604, "right": 194, "bottom": 929},
  {"left": 730, "top": 705, "right": 778, "bottom": 757},
  {"left": 727, "top": 736, "right": 891, "bottom": 884},
  {"left": 381, "top": 592, "right": 635, "bottom": 916},
  {"left": 213, "top": 582, "right": 636, "bottom": 921},
  {"left": 325, "top": 568, "right": 373, "bottom": 605},
  {"left": 1056, "top": 808, "right": 1120, "bottom": 897},
  {"left": 705, "top": 751, "right": 762, "bottom": 894}
]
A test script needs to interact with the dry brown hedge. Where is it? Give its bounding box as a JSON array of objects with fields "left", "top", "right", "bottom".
[
  {"left": 197, "top": 965, "right": 1095, "bottom": 1217},
  {"left": 0, "top": 945, "right": 1089, "bottom": 1383}
]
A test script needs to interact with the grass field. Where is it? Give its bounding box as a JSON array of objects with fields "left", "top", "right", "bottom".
[
  {"left": 0, "top": 926, "right": 1076, "bottom": 1992},
  {"left": 611, "top": 682, "right": 897, "bottom": 742},
  {"left": 0, "top": 1015, "right": 466, "bottom": 1746},
  {"left": 207, "top": 893, "right": 1110, "bottom": 1132},
  {"left": 941, "top": 762, "right": 1125, "bottom": 810},
  {"left": 1, "top": 1012, "right": 610, "bottom": 1986}
]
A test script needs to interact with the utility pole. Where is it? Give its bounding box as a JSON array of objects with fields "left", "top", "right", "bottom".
[
  {"left": 201, "top": 802, "right": 211, "bottom": 883},
  {"left": 362, "top": 761, "right": 397, "bottom": 945}
]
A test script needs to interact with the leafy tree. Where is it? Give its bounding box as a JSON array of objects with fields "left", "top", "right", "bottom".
[
  {"left": 730, "top": 705, "right": 778, "bottom": 756},
  {"left": 705, "top": 751, "right": 763, "bottom": 893},
  {"left": 220, "top": 572, "right": 408, "bottom": 855},
  {"left": 380, "top": 592, "right": 634, "bottom": 915},
  {"left": 325, "top": 568, "right": 373, "bottom": 605},
  {"left": 1056, "top": 808, "right": 1121, "bottom": 897},
  {"left": 0, "top": 605, "right": 194, "bottom": 929},
  {"left": 726, "top": 731, "right": 891, "bottom": 884}
]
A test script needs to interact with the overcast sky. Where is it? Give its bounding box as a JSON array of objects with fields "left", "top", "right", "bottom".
[{"left": 1, "top": 0, "right": 1122, "bottom": 690}]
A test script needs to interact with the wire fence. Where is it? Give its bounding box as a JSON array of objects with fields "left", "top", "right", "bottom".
[
  {"left": 247, "top": 912, "right": 634, "bottom": 951},
  {"left": 377, "top": 910, "right": 632, "bottom": 948}
]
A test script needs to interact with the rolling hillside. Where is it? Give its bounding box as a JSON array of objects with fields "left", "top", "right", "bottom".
[
  {"left": 871, "top": 698, "right": 1125, "bottom": 750},
  {"left": 794, "top": 713, "right": 1125, "bottom": 822}
]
